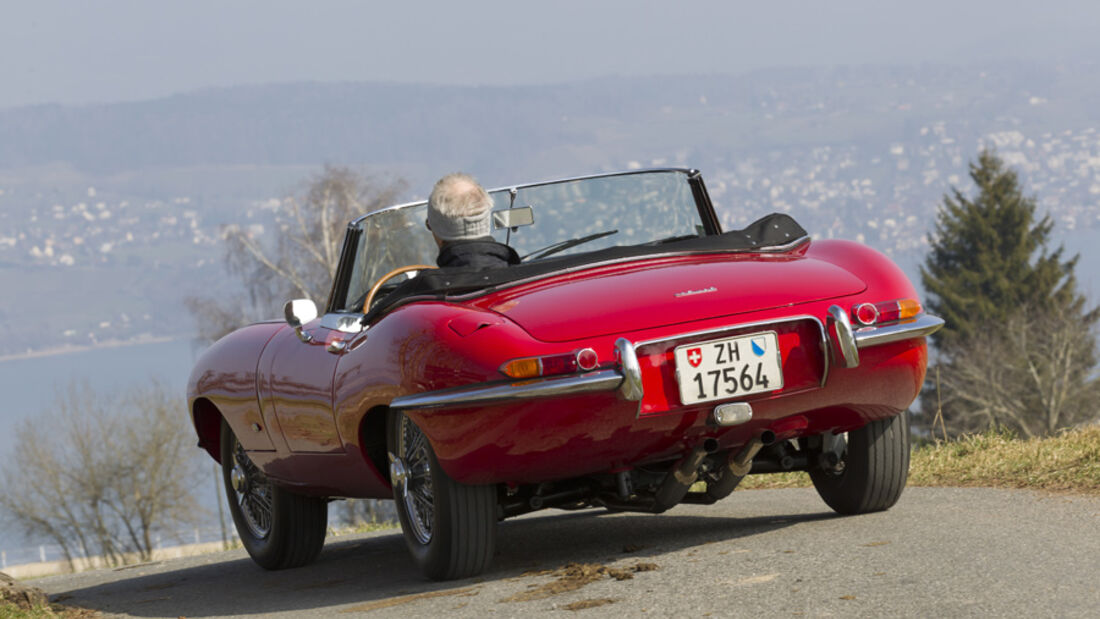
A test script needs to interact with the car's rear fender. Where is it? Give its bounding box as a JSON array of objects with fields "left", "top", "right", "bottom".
[{"left": 806, "top": 239, "right": 919, "bottom": 304}]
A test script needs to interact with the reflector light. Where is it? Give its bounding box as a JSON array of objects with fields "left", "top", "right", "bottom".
[{"left": 539, "top": 353, "right": 578, "bottom": 376}]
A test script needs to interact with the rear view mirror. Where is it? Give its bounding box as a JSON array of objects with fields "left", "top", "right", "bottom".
[{"left": 492, "top": 206, "right": 534, "bottom": 230}]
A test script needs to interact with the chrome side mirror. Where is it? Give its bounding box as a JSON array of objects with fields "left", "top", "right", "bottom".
[{"left": 283, "top": 299, "right": 318, "bottom": 342}]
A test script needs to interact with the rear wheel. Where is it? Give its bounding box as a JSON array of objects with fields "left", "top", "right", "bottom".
[
  {"left": 220, "top": 419, "right": 328, "bottom": 569},
  {"left": 809, "top": 412, "right": 910, "bottom": 515},
  {"left": 388, "top": 409, "right": 497, "bottom": 580}
]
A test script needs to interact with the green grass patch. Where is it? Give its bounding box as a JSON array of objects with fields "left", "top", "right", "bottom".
[
  {"left": 0, "top": 600, "right": 96, "bottom": 618},
  {"left": 737, "top": 425, "right": 1100, "bottom": 495}
]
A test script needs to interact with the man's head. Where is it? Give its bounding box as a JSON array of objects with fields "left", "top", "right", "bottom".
[{"left": 426, "top": 173, "right": 493, "bottom": 244}]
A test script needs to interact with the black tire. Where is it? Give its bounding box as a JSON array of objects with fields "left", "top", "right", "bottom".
[
  {"left": 809, "top": 412, "right": 910, "bottom": 515},
  {"left": 388, "top": 409, "right": 497, "bottom": 580},
  {"left": 220, "top": 419, "right": 328, "bottom": 570}
]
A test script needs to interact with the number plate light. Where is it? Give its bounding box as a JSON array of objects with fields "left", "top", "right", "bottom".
[{"left": 713, "top": 402, "right": 753, "bottom": 426}]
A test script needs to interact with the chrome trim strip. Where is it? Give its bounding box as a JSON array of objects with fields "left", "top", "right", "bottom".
[
  {"left": 615, "top": 338, "right": 644, "bottom": 401},
  {"left": 854, "top": 314, "right": 945, "bottom": 349},
  {"left": 320, "top": 312, "right": 366, "bottom": 334},
  {"left": 828, "top": 305, "right": 860, "bottom": 368},
  {"left": 390, "top": 369, "right": 623, "bottom": 411}
]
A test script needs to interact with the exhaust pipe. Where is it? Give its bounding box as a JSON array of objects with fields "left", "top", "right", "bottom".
[
  {"left": 653, "top": 438, "right": 718, "bottom": 511},
  {"left": 700, "top": 430, "right": 777, "bottom": 503},
  {"left": 729, "top": 430, "right": 776, "bottom": 477}
]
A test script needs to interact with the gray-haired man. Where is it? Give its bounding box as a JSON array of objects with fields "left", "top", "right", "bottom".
[{"left": 426, "top": 173, "right": 520, "bottom": 269}]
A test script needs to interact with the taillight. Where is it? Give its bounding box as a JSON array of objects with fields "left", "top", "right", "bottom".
[
  {"left": 852, "top": 298, "right": 922, "bottom": 326},
  {"left": 500, "top": 348, "right": 599, "bottom": 379}
]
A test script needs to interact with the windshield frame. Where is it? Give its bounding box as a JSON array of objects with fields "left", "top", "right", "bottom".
[{"left": 325, "top": 168, "right": 720, "bottom": 314}]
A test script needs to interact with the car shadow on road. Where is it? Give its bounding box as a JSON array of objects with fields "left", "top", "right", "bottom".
[{"left": 47, "top": 499, "right": 836, "bottom": 617}]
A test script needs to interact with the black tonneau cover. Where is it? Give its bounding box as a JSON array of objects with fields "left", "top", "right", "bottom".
[{"left": 362, "top": 213, "right": 807, "bottom": 321}]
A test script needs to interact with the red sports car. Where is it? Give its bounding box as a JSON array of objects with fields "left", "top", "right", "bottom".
[{"left": 188, "top": 169, "right": 942, "bottom": 580}]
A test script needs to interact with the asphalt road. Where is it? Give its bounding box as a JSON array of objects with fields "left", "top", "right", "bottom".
[{"left": 35, "top": 487, "right": 1100, "bottom": 618}]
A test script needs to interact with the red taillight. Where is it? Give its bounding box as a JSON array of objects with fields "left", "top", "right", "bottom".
[
  {"left": 576, "top": 348, "right": 599, "bottom": 371},
  {"left": 854, "top": 302, "right": 879, "bottom": 326},
  {"left": 500, "top": 348, "right": 599, "bottom": 379},
  {"left": 852, "top": 299, "right": 922, "bottom": 325}
]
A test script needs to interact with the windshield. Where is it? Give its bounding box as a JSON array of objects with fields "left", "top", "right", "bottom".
[{"left": 336, "top": 170, "right": 708, "bottom": 312}]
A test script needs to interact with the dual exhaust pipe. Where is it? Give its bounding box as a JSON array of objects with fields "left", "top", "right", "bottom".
[{"left": 650, "top": 430, "right": 776, "bottom": 511}]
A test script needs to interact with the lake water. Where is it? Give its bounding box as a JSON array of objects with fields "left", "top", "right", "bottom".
[{"left": 0, "top": 339, "right": 201, "bottom": 456}]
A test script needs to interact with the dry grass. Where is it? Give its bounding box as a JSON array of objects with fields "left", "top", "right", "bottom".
[
  {"left": 737, "top": 425, "right": 1100, "bottom": 495},
  {"left": 0, "top": 602, "right": 98, "bottom": 618},
  {"left": 908, "top": 425, "right": 1100, "bottom": 494}
]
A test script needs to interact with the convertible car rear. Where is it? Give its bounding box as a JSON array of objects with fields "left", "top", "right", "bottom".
[{"left": 188, "top": 168, "right": 941, "bottom": 579}]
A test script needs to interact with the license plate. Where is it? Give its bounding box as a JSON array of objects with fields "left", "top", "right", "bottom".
[{"left": 674, "top": 331, "right": 783, "bottom": 405}]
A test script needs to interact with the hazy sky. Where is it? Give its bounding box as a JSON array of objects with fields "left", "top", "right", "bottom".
[{"left": 2, "top": 0, "right": 1098, "bottom": 109}]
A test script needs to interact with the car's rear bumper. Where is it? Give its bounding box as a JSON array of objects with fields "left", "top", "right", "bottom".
[
  {"left": 855, "top": 313, "right": 944, "bottom": 348},
  {"left": 391, "top": 312, "right": 943, "bottom": 412}
]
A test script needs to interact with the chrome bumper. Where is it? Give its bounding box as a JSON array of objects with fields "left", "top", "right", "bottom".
[
  {"left": 393, "top": 311, "right": 943, "bottom": 411},
  {"left": 854, "top": 313, "right": 945, "bottom": 348},
  {"left": 391, "top": 369, "right": 624, "bottom": 411}
]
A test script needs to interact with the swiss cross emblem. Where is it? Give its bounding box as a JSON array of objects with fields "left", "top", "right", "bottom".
[{"left": 686, "top": 347, "right": 703, "bottom": 368}]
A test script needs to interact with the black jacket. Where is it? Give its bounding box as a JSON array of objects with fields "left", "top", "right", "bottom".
[{"left": 436, "top": 237, "right": 521, "bottom": 269}]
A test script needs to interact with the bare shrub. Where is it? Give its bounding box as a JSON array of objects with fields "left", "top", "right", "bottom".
[{"left": 0, "top": 381, "right": 201, "bottom": 568}]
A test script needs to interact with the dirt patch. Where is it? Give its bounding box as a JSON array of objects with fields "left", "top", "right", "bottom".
[
  {"left": 340, "top": 586, "right": 481, "bottom": 613},
  {"left": 1, "top": 571, "right": 49, "bottom": 609},
  {"left": 563, "top": 598, "right": 618, "bottom": 611},
  {"left": 1, "top": 573, "right": 98, "bottom": 618},
  {"left": 502, "top": 561, "right": 659, "bottom": 603}
]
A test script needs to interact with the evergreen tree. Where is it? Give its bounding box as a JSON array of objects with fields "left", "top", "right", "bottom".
[
  {"left": 921, "top": 149, "right": 1100, "bottom": 437},
  {"left": 921, "top": 150, "right": 1088, "bottom": 351}
]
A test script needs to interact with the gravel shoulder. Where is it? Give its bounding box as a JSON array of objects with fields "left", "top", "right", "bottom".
[{"left": 33, "top": 487, "right": 1100, "bottom": 618}]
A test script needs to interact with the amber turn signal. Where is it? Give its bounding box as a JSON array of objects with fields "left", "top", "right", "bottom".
[{"left": 500, "top": 357, "right": 543, "bottom": 379}]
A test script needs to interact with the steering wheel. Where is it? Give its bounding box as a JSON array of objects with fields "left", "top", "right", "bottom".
[{"left": 362, "top": 265, "right": 438, "bottom": 313}]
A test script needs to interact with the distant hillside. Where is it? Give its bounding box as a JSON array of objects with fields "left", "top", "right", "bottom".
[{"left": 2, "top": 62, "right": 1096, "bottom": 181}]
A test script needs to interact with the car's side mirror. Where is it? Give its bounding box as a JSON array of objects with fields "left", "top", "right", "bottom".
[{"left": 284, "top": 299, "right": 318, "bottom": 342}]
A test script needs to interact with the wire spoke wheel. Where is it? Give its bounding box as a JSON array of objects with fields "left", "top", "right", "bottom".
[
  {"left": 398, "top": 413, "right": 434, "bottom": 544},
  {"left": 220, "top": 418, "right": 327, "bottom": 570},
  {"left": 388, "top": 409, "right": 498, "bottom": 580},
  {"left": 231, "top": 441, "right": 273, "bottom": 539}
]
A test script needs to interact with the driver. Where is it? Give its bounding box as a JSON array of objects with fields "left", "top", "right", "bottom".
[{"left": 426, "top": 173, "right": 520, "bottom": 269}]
